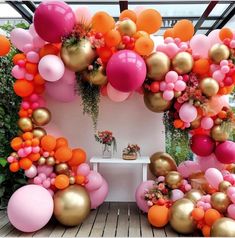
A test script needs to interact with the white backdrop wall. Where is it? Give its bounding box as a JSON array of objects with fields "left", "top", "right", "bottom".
[{"left": 46, "top": 93, "right": 165, "bottom": 201}]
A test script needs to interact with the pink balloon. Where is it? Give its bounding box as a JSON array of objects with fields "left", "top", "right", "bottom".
[
  {"left": 227, "top": 187, "right": 235, "bottom": 198},
  {"left": 177, "top": 161, "right": 201, "bottom": 178},
  {"left": 174, "top": 80, "right": 186, "bottom": 91},
  {"left": 163, "top": 90, "right": 174, "bottom": 101},
  {"left": 7, "top": 185, "right": 53, "bottom": 232},
  {"left": 39, "top": 55, "right": 65, "bottom": 82},
  {"left": 166, "top": 83, "right": 175, "bottom": 90},
  {"left": 107, "top": 83, "right": 130, "bottom": 102},
  {"left": 24, "top": 165, "right": 37, "bottom": 178},
  {"left": 85, "top": 171, "right": 103, "bottom": 192},
  {"left": 59, "top": 68, "right": 76, "bottom": 85},
  {"left": 88, "top": 178, "right": 109, "bottom": 209},
  {"left": 160, "top": 81, "right": 166, "bottom": 91},
  {"left": 171, "top": 189, "right": 184, "bottom": 202},
  {"left": 107, "top": 50, "right": 146, "bottom": 92},
  {"left": 206, "top": 95, "right": 229, "bottom": 117},
  {"left": 190, "top": 34, "right": 210, "bottom": 58},
  {"left": 205, "top": 168, "right": 223, "bottom": 189},
  {"left": 165, "top": 71, "right": 178, "bottom": 83},
  {"left": 11, "top": 65, "right": 25, "bottom": 79},
  {"left": 34, "top": 1, "right": 75, "bottom": 43},
  {"left": 135, "top": 180, "right": 154, "bottom": 213},
  {"left": 77, "top": 163, "right": 90, "bottom": 176},
  {"left": 212, "top": 70, "right": 225, "bottom": 82},
  {"left": 32, "top": 35, "right": 45, "bottom": 48},
  {"left": 215, "top": 141, "right": 235, "bottom": 164},
  {"left": 37, "top": 165, "right": 53, "bottom": 176},
  {"left": 26, "top": 51, "right": 39, "bottom": 63},
  {"left": 75, "top": 6, "right": 92, "bottom": 25},
  {"left": 208, "top": 29, "right": 222, "bottom": 47},
  {"left": 10, "top": 28, "right": 33, "bottom": 52},
  {"left": 201, "top": 117, "right": 214, "bottom": 130},
  {"left": 179, "top": 103, "right": 197, "bottom": 123},
  {"left": 228, "top": 204, "right": 235, "bottom": 219}
]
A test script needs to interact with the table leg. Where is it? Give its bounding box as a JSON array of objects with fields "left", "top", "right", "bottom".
[
  {"left": 142, "top": 164, "right": 147, "bottom": 181},
  {"left": 93, "top": 163, "right": 98, "bottom": 172}
]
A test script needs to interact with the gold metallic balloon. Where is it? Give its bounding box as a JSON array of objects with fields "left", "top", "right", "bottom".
[
  {"left": 11, "top": 152, "right": 18, "bottom": 158},
  {"left": 46, "top": 157, "right": 56, "bottom": 166},
  {"left": 149, "top": 152, "right": 177, "bottom": 177},
  {"left": 185, "top": 189, "right": 203, "bottom": 204},
  {"left": 209, "top": 43, "right": 230, "bottom": 64},
  {"left": 69, "top": 176, "right": 76, "bottom": 185},
  {"left": 32, "top": 127, "right": 47, "bottom": 139},
  {"left": 211, "top": 218, "right": 235, "bottom": 237},
  {"left": 214, "top": 118, "right": 223, "bottom": 125},
  {"left": 61, "top": 38, "right": 96, "bottom": 72},
  {"left": 211, "top": 125, "right": 229, "bottom": 142},
  {"left": 118, "top": 19, "right": 136, "bottom": 36},
  {"left": 174, "top": 91, "right": 182, "bottom": 98},
  {"left": 200, "top": 77, "right": 219, "bottom": 97},
  {"left": 32, "top": 108, "right": 51, "bottom": 126},
  {"left": 54, "top": 185, "right": 91, "bottom": 226},
  {"left": 18, "top": 118, "right": 33, "bottom": 132},
  {"left": 55, "top": 163, "right": 70, "bottom": 176},
  {"left": 144, "top": 92, "right": 172, "bottom": 113},
  {"left": 83, "top": 66, "right": 107, "bottom": 86},
  {"left": 38, "top": 156, "right": 46, "bottom": 165},
  {"left": 172, "top": 52, "right": 194, "bottom": 75},
  {"left": 145, "top": 52, "right": 170, "bottom": 80},
  {"left": 191, "top": 116, "right": 201, "bottom": 129},
  {"left": 219, "top": 181, "right": 231, "bottom": 193},
  {"left": 169, "top": 198, "right": 196, "bottom": 234},
  {"left": 165, "top": 171, "right": 183, "bottom": 189},
  {"left": 211, "top": 192, "right": 231, "bottom": 213}
]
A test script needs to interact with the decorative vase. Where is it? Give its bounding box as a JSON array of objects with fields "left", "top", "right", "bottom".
[
  {"left": 122, "top": 152, "right": 137, "bottom": 160},
  {"left": 102, "top": 144, "right": 112, "bottom": 158}
]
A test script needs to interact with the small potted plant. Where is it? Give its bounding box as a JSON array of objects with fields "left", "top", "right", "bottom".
[
  {"left": 95, "top": 130, "right": 117, "bottom": 158},
  {"left": 122, "top": 144, "right": 140, "bottom": 160}
]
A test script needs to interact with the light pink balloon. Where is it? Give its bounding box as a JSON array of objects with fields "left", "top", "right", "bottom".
[
  {"left": 228, "top": 204, "right": 235, "bottom": 219},
  {"left": 160, "top": 81, "right": 166, "bottom": 91},
  {"left": 33, "top": 35, "right": 45, "bottom": 48},
  {"left": 24, "top": 165, "right": 37, "bottom": 178},
  {"left": 88, "top": 178, "right": 109, "bottom": 209},
  {"left": 165, "top": 71, "right": 178, "bottom": 83},
  {"left": 171, "top": 189, "right": 184, "bottom": 202},
  {"left": 11, "top": 65, "right": 25, "bottom": 79},
  {"left": 77, "top": 163, "right": 90, "bottom": 176},
  {"left": 201, "top": 117, "right": 214, "bottom": 130},
  {"left": 174, "top": 80, "right": 186, "bottom": 91},
  {"left": 37, "top": 165, "right": 53, "bottom": 176},
  {"left": 208, "top": 29, "right": 222, "bottom": 47},
  {"left": 85, "top": 171, "right": 103, "bottom": 192},
  {"left": 212, "top": 70, "right": 225, "bottom": 82},
  {"left": 75, "top": 6, "right": 92, "bottom": 25},
  {"left": 38, "top": 55, "right": 65, "bottom": 82},
  {"left": 26, "top": 51, "right": 39, "bottom": 63},
  {"left": 205, "top": 168, "right": 223, "bottom": 189},
  {"left": 7, "top": 185, "right": 53, "bottom": 232},
  {"left": 190, "top": 34, "right": 210, "bottom": 58},
  {"left": 179, "top": 102, "right": 197, "bottom": 123},
  {"left": 163, "top": 90, "right": 174, "bottom": 101},
  {"left": 177, "top": 161, "right": 201, "bottom": 178},
  {"left": 10, "top": 28, "right": 33, "bottom": 52},
  {"left": 107, "top": 83, "right": 130, "bottom": 102},
  {"left": 135, "top": 180, "right": 154, "bottom": 213},
  {"left": 227, "top": 187, "right": 235, "bottom": 198}
]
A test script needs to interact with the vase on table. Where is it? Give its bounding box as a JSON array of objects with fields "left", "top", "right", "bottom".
[{"left": 102, "top": 144, "right": 112, "bottom": 158}]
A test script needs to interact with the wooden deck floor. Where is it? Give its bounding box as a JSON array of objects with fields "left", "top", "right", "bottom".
[{"left": 0, "top": 202, "right": 200, "bottom": 237}]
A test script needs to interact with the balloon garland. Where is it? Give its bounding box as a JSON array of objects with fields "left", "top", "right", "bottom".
[{"left": 1, "top": 1, "right": 235, "bottom": 236}]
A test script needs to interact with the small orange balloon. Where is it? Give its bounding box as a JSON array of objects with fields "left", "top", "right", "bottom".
[
  {"left": 97, "top": 46, "right": 113, "bottom": 62},
  {"left": 0, "top": 35, "right": 10, "bottom": 56},
  {"left": 34, "top": 84, "right": 45, "bottom": 94},
  {"left": 22, "top": 132, "right": 34, "bottom": 141},
  {"left": 56, "top": 137, "right": 68, "bottom": 149},
  {"left": 39, "top": 44, "right": 59, "bottom": 58},
  {"left": 13, "top": 79, "right": 34, "bottom": 98},
  {"left": 19, "top": 158, "right": 32, "bottom": 170},
  {"left": 68, "top": 148, "right": 87, "bottom": 167},
  {"left": 31, "top": 138, "right": 40, "bottom": 147},
  {"left": 11, "top": 137, "right": 23, "bottom": 150},
  {"left": 164, "top": 28, "right": 175, "bottom": 39},
  {"left": 34, "top": 74, "right": 45, "bottom": 85},
  {"left": 55, "top": 146, "right": 73, "bottom": 162},
  {"left": 204, "top": 209, "right": 221, "bottom": 226},
  {"left": 40, "top": 135, "right": 56, "bottom": 152},
  {"left": 173, "top": 19, "right": 194, "bottom": 42},
  {"left": 193, "top": 59, "right": 210, "bottom": 75},
  {"left": 133, "top": 30, "right": 149, "bottom": 39},
  {"left": 55, "top": 174, "right": 70, "bottom": 189},
  {"left": 25, "top": 62, "right": 38, "bottom": 75},
  {"left": 192, "top": 208, "right": 205, "bottom": 221},
  {"left": 75, "top": 175, "right": 85, "bottom": 185},
  {"left": 119, "top": 9, "right": 137, "bottom": 22},
  {"left": 18, "top": 109, "right": 28, "bottom": 118},
  {"left": 148, "top": 205, "right": 169, "bottom": 227},
  {"left": 202, "top": 225, "right": 211, "bottom": 237},
  {"left": 10, "top": 162, "right": 20, "bottom": 172},
  {"left": 134, "top": 37, "right": 154, "bottom": 56},
  {"left": 13, "top": 53, "right": 26, "bottom": 65},
  {"left": 28, "top": 153, "right": 40, "bottom": 162},
  {"left": 219, "top": 28, "right": 233, "bottom": 41},
  {"left": 104, "top": 30, "right": 121, "bottom": 47}
]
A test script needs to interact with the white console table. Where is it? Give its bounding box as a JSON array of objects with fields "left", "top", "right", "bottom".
[{"left": 90, "top": 156, "right": 150, "bottom": 181}]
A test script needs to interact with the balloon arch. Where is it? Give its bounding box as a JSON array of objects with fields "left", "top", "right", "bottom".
[{"left": 1, "top": 1, "right": 235, "bottom": 236}]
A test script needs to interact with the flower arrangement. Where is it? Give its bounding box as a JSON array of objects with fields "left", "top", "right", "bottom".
[{"left": 122, "top": 144, "right": 140, "bottom": 160}]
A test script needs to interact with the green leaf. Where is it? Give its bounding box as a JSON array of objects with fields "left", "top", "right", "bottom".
[
  {"left": 0, "top": 174, "right": 6, "bottom": 184},
  {"left": 0, "top": 158, "right": 7, "bottom": 167},
  {"left": 0, "top": 187, "right": 5, "bottom": 198}
]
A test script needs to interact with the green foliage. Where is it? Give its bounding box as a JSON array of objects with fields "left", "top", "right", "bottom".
[{"left": 0, "top": 22, "right": 28, "bottom": 35}]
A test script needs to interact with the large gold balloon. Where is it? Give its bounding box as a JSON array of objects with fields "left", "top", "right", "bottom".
[
  {"left": 145, "top": 52, "right": 170, "bottom": 80},
  {"left": 149, "top": 152, "right": 177, "bottom": 177},
  {"left": 18, "top": 118, "right": 33, "bottom": 132},
  {"left": 169, "top": 198, "right": 196, "bottom": 234},
  {"left": 219, "top": 181, "right": 231, "bottom": 193},
  {"left": 32, "top": 108, "right": 51, "bottom": 126},
  {"left": 61, "top": 38, "right": 96, "bottom": 72},
  {"left": 185, "top": 189, "right": 203, "bottom": 204},
  {"left": 55, "top": 163, "right": 70, "bottom": 176},
  {"left": 211, "top": 218, "right": 235, "bottom": 237},
  {"left": 83, "top": 66, "right": 107, "bottom": 86},
  {"left": 54, "top": 185, "right": 91, "bottom": 226},
  {"left": 211, "top": 125, "right": 229, "bottom": 142},
  {"left": 200, "top": 77, "right": 219, "bottom": 97},
  {"left": 144, "top": 92, "right": 172, "bottom": 113},
  {"left": 209, "top": 43, "right": 230, "bottom": 64},
  {"left": 172, "top": 52, "right": 194, "bottom": 75},
  {"left": 211, "top": 192, "right": 231, "bottom": 213},
  {"left": 32, "top": 127, "right": 47, "bottom": 139},
  {"left": 118, "top": 19, "right": 136, "bottom": 36},
  {"left": 165, "top": 171, "right": 183, "bottom": 189}
]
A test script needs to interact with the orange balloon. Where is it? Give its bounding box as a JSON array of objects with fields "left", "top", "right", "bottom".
[
  {"left": 18, "top": 109, "right": 28, "bottom": 118},
  {"left": 10, "top": 162, "right": 20, "bottom": 172},
  {"left": 119, "top": 9, "right": 137, "bottom": 23},
  {"left": 136, "top": 9, "right": 162, "bottom": 34},
  {"left": 134, "top": 37, "right": 154, "bottom": 56},
  {"left": 173, "top": 20, "right": 194, "bottom": 42},
  {"left": 19, "top": 158, "right": 32, "bottom": 170},
  {"left": 31, "top": 138, "right": 40, "bottom": 147},
  {"left": 92, "top": 12, "right": 115, "bottom": 34},
  {"left": 34, "top": 74, "right": 45, "bottom": 85},
  {"left": 0, "top": 35, "right": 10, "bottom": 56},
  {"left": 133, "top": 30, "right": 149, "bottom": 39},
  {"left": 104, "top": 30, "right": 121, "bottom": 47},
  {"left": 28, "top": 153, "right": 40, "bottom": 162},
  {"left": 219, "top": 28, "right": 233, "bottom": 41},
  {"left": 193, "top": 59, "right": 210, "bottom": 75},
  {"left": 56, "top": 137, "right": 68, "bottom": 149},
  {"left": 55, "top": 146, "right": 73, "bottom": 162},
  {"left": 225, "top": 85, "right": 234, "bottom": 94},
  {"left": 11, "top": 137, "right": 23, "bottom": 150},
  {"left": 22, "top": 132, "right": 34, "bottom": 141},
  {"left": 97, "top": 46, "right": 113, "bottom": 62},
  {"left": 75, "top": 175, "right": 85, "bottom": 185},
  {"left": 148, "top": 205, "right": 169, "bottom": 227},
  {"left": 204, "top": 209, "right": 221, "bottom": 226},
  {"left": 34, "top": 84, "right": 45, "bottom": 94},
  {"left": 41, "top": 135, "right": 56, "bottom": 152},
  {"left": 202, "top": 225, "right": 211, "bottom": 237},
  {"left": 192, "top": 208, "right": 205, "bottom": 221},
  {"left": 39, "top": 44, "right": 59, "bottom": 58},
  {"left": 13, "top": 53, "right": 26, "bottom": 65},
  {"left": 14, "top": 79, "right": 34, "bottom": 98},
  {"left": 54, "top": 174, "right": 70, "bottom": 189},
  {"left": 25, "top": 62, "right": 38, "bottom": 75},
  {"left": 164, "top": 28, "right": 175, "bottom": 39},
  {"left": 68, "top": 148, "right": 87, "bottom": 167}
]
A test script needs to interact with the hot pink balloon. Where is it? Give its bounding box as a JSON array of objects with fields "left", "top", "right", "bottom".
[
  {"left": 107, "top": 83, "right": 130, "bottom": 102},
  {"left": 7, "top": 185, "right": 53, "bottom": 232},
  {"left": 205, "top": 168, "right": 223, "bottom": 189},
  {"left": 171, "top": 189, "right": 184, "bottom": 202},
  {"left": 77, "top": 163, "right": 90, "bottom": 176},
  {"left": 59, "top": 68, "right": 76, "bottom": 85},
  {"left": 107, "top": 50, "right": 146, "bottom": 92},
  {"left": 179, "top": 102, "right": 197, "bottom": 123},
  {"left": 135, "top": 180, "right": 154, "bottom": 213},
  {"left": 201, "top": 117, "right": 214, "bottom": 130},
  {"left": 177, "top": 161, "right": 201, "bottom": 178},
  {"left": 85, "top": 171, "right": 103, "bottom": 192},
  {"left": 215, "top": 141, "right": 235, "bottom": 164},
  {"left": 88, "top": 178, "right": 109, "bottom": 209},
  {"left": 190, "top": 34, "right": 210, "bottom": 58},
  {"left": 163, "top": 90, "right": 174, "bottom": 101}
]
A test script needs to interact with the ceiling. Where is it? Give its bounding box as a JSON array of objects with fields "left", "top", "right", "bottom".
[{"left": 0, "top": 0, "right": 235, "bottom": 35}]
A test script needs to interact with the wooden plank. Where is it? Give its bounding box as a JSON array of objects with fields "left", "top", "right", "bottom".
[
  {"left": 152, "top": 226, "right": 166, "bottom": 237},
  {"left": 33, "top": 220, "right": 56, "bottom": 237},
  {"left": 129, "top": 203, "right": 141, "bottom": 237},
  {"left": 49, "top": 224, "right": 65, "bottom": 237},
  {"left": 164, "top": 224, "right": 178, "bottom": 237},
  {"left": 5, "top": 227, "right": 22, "bottom": 237},
  {"left": 140, "top": 212, "right": 153, "bottom": 237},
  {"left": 0, "top": 216, "right": 10, "bottom": 230},
  {"left": 62, "top": 224, "right": 81, "bottom": 237},
  {"left": 0, "top": 222, "right": 15, "bottom": 237},
  {"left": 89, "top": 202, "right": 109, "bottom": 237},
  {"left": 76, "top": 209, "right": 98, "bottom": 237},
  {"left": 103, "top": 202, "right": 119, "bottom": 237},
  {"left": 116, "top": 203, "right": 129, "bottom": 237}
]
